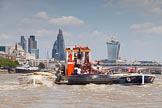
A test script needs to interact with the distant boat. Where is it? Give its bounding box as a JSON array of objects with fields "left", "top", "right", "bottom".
[
  {"left": 150, "top": 70, "right": 162, "bottom": 74},
  {"left": 15, "top": 62, "right": 39, "bottom": 73},
  {"left": 18, "top": 72, "right": 55, "bottom": 86}
]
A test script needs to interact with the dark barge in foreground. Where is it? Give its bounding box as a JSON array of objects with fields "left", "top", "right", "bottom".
[
  {"left": 68, "top": 74, "right": 114, "bottom": 85},
  {"left": 112, "top": 73, "right": 155, "bottom": 85},
  {"left": 61, "top": 73, "right": 155, "bottom": 85}
]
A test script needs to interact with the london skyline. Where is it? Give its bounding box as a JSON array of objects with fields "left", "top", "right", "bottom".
[{"left": 1, "top": 0, "right": 162, "bottom": 61}]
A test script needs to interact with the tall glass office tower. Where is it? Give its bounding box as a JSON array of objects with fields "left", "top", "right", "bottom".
[
  {"left": 28, "top": 35, "right": 39, "bottom": 59},
  {"left": 20, "top": 36, "right": 27, "bottom": 52},
  {"left": 52, "top": 29, "right": 65, "bottom": 61},
  {"left": 106, "top": 38, "right": 120, "bottom": 61},
  {"left": 28, "top": 35, "right": 37, "bottom": 53}
]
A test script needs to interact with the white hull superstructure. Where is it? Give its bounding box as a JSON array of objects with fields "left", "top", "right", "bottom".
[
  {"left": 15, "top": 62, "right": 39, "bottom": 73},
  {"left": 18, "top": 72, "right": 56, "bottom": 86}
]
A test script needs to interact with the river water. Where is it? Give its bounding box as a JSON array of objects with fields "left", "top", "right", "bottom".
[{"left": 0, "top": 73, "right": 162, "bottom": 108}]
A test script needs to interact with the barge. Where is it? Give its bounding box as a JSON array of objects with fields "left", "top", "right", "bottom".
[{"left": 68, "top": 74, "right": 114, "bottom": 85}]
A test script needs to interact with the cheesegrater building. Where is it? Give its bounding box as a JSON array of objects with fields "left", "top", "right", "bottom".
[{"left": 52, "top": 29, "right": 66, "bottom": 61}]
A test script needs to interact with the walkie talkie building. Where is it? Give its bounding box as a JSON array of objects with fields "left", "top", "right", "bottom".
[{"left": 106, "top": 38, "right": 120, "bottom": 61}]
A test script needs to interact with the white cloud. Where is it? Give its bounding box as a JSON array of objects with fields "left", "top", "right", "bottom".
[
  {"left": 0, "top": 33, "right": 9, "bottom": 39},
  {"left": 147, "top": 26, "right": 162, "bottom": 34},
  {"left": 35, "top": 29, "right": 49, "bottom": 36},
  {"left": 34, "top": 11, "right": 49, "bottom": 19},
  {"left": 48, "top": 16, "right": 84, "bottom": 26},
  {"left": 22, "top": 12, "right": 84, "bottom": 26},
  {"left": 105, "top": 0, "right": 162, "bottom": 15},
  {"left": 90, "top": 31, "right": 119, "bottom": 42},
  {"left": 91, "top": 30, "right": 105, "bottom": 37},
  {"left": 34, "top": 29, "right": 72, "bottom": 38},
  {"left": 104, "top": 0, "right": 113, "bottom": 7},
  {"left": 130, "top": 22, "right": 162, "bottom": 35},
  {"left": 62, "top": 31, "right": 73, "bottom": 37},
  {"left": 130, "top": 23, "right": 153, "bottom": 30},
  {"left": 21, "top": 18, "right": 42, "bottom": 25}
]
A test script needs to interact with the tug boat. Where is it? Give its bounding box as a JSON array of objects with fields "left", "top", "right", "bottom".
[
  {"left": 55, "top": 46, "right": 116, "bottom": 85},
  {"left": 55, "top": 45, "right": 155, "bottom": 85},
  {"left": 18, "top": 72, "right": 55, "bottom": 86}
]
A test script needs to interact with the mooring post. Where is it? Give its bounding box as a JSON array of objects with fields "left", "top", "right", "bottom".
[{"left": 142, "top": 74, "right": 144, "bottom": 85}]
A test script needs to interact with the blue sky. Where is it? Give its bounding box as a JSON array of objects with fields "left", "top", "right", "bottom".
[{"left": 1, "top": 0, "right": 162, "bottom": 61}]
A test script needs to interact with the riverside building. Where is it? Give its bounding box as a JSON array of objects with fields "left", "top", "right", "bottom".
[{"left": 106, "top": 38, "right": 120, "bottom": 62}]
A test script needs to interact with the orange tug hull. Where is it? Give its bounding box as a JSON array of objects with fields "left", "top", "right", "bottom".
[{"left": 67, "top": 62, "right": 74, "bottom": 76}]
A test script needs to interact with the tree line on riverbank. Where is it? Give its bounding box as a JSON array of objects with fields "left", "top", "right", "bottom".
[{"left": 0, "top": 58, "right": 19, "bottom": 68}]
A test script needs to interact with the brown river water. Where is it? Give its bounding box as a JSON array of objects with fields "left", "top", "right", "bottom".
[{"left": 0, "top": 73, "right": 162, "bottom": 108}]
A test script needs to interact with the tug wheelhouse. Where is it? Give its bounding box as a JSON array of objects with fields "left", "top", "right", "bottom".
[{"left": 65, "top": 46, "right": 91, "bottom": 76}]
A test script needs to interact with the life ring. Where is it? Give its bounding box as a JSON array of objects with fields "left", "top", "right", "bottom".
[{"left": 126, "top": 77, "right": 131, "bottom": 82}]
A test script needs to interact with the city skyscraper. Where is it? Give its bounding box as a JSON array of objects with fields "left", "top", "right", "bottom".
[
  {"left": 52, "top": 29, "right": 66, "bottom": 61},
  {"left": 28, "top": 35, "right": 37, "bottom": 53},
  {"left": 106, "top": 38, "right": 120, "bottom": 61},
  {"left": 28, "top": 35, "right": 39, "bottom": 59},
  {"left": 19, "top": 36, "right": 27, "bottom": 52}
]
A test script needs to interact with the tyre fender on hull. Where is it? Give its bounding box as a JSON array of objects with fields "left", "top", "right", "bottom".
[{"left": 126, "top": 77, "right": 131, "bottom": 82}]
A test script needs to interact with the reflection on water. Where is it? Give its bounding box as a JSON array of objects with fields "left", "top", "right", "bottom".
[{"left": 0, "top": 74, "right": 162, "bottom": 108}]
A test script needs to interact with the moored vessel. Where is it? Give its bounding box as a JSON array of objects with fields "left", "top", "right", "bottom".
[
  {"left": 16, "top": 66, "right": 39, "bottom": 73},
  {"left": 15, "top": 61, "right": 39, "bottom": 73}
]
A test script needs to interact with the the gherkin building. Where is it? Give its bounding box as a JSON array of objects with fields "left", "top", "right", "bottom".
[{"left": 52, "top": 29, "right": 66, "bottom": 61}]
